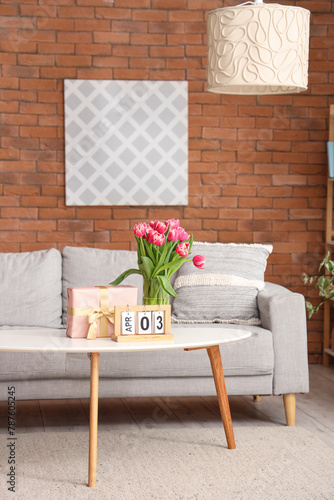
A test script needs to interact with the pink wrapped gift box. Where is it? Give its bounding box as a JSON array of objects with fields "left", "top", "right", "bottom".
[{"left": 66, "top": 286, "right": 138, "bottom": 339}]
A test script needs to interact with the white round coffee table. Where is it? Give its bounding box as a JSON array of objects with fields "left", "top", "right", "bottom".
[{"left": 0, "top": 326, "right": 251, "bottom": 487}]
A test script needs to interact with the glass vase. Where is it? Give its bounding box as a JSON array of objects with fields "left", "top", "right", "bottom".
[{"left": 142, "top": 278, "right": 170, "bottom": 306}]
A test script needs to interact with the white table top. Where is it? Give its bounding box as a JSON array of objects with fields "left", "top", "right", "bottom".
[{"left": 0, "top": 326, "right": 251, "bottom": 353}]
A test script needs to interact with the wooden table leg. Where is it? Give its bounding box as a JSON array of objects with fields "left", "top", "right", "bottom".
[
  {"left": 283, "top": 393, "right": 296, "bottom": 426},
  {"left": 207, "top": 345, "right": 236, "bottom": 449},
  {"left": 88, "top": 352, "right": 99, "bottom": 487}
]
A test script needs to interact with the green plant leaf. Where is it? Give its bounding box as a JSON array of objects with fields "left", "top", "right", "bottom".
[
  {"left": 153, "top": 256, "right": 183, "bottom": 276},
  {"left": 319, "top": 251, "right": 332, "bottom": 271},
  {"left": 316, "top": 275, "right": 328, "bottom": 291},
  {"left": 140, "top": 256, "right": 155, "bottom": 279},
  {"left": 305, "top": 301, "right": 314, "bottom": 315},
  {"left": 143, "top": 238, "right": 156, "bottom": 264},
  {"left": 167, "top": 258, "right": 187, "bottom": 278},
  {"left": 324, "top": 277, "right": 330, "bottom": 289},
  {"left": 135, "top": 235, "right": 146, "bottom": 266},
  {"left": 165, "top": 240, "right": 177, "bottom": 264},
  {"left": 165, "top": 224, "right": 171, "bottom": 241},
  {"left": 302, "top": 250, "right": 334, "bottom": 317},
  {"left": 138, "top": 263, "right": 147, "bottom": 279},
  {"left": 151, "top": 246, "right": 169, "bottom": 278},
  {"left": 109, "top": 268, "right": 142, "bottom": 286},
  {"left": 157, "top": 275, "right": 178, "bottom": 297},
  {"left": 157, "top": 243, "right": 167, "bottom": 270},
  {"left": 135, "top": 235, "right": 140, "bottom": 262},
  {"left": 188, "top": 233, "right": 194, "bottom": 252}
]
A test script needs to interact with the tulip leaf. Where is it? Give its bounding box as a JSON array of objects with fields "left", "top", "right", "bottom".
[
  {"left": 152, "top": 255, "right": 183, "bottom": 277},
  {"left": 165, "top": 240, "right": 177, "bottom": 264},
  {"left": 155, "top": 245, "right": 168, "bottom": 273},
  {"left": 140, "top": 256, "right": 155, "bottom": 279},
  {"left": 110, "top": 268, "right": 142, "bottom": 286},
  {"left": 167, "top": 259, "right": 187, "bottom": 278},
  {"left": 165, "top": 225, "right": 171, "bottom": 241},
  {"left": 188, "top": 233, "right": 194, "bottom": 252},
  {"left": 152, "top": 247, "right": 169, "bottom": 278},
  {"left": 157, "top": 275, "right": 178, "bottom": 298},
  {"left": 135, "top": 236, "right": 146, "bottom": 265},
  {"left": 143, "top": 239, "right": 156, "bottom": 264}
]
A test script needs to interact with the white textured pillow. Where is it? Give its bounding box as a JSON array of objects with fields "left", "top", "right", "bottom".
[
  {"left": 0, "top": 249, "right": 62, "bottom": 328},
  {"left": 172, "top": 242, "right": 273, "bottom": 326}
]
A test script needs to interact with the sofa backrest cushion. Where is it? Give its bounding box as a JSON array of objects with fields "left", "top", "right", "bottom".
[
  {"left": 62, "top": 246, "right": 142, "bottom": 325},
  {"left": 0, "top": 248, "right": 62, "bottom": 328},
  {"left": 171, "top": 242, "right": 272, "bottom": 326}
]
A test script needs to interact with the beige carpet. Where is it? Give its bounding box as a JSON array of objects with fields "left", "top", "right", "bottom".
[{"left": 1, "top": 426, "right": 334, "bottom": 500}]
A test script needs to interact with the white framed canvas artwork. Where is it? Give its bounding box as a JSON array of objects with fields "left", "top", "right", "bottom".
[{"left": 64, "top": 80, "right": 188, "bottom": 206}]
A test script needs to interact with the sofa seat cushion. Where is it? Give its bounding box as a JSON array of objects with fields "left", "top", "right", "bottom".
[
  {"left": 0, "top": 352, "right": 66, "bottom": 381},
  {"left": 0, "top": 249, "right": 62, "bottom": 328},
  {"left": 65, "top": 324, "right": 274, "bottom": 379},
  {"left": 0, "top": 327, "right": 66, "bottom": 381},
  {"left": 62, "top": 246, "right": 142, "bottom": 325}
]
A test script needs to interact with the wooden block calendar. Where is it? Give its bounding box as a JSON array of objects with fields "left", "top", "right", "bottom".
[{"left": 111, "top": 305, "right": 173, "bottom": 342}]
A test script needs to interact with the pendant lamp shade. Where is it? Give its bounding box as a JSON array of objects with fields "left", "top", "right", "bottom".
[{"left": 207, "top": 1, "right": 310, "bottom": 95}]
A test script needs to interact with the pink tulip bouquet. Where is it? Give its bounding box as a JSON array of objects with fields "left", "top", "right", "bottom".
[{"left": 110, "top": 218, "right": 206, "bottom": 305}]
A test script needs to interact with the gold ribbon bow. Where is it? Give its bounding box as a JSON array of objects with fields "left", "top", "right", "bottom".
[
  {"left": 67, "top": 286, "right": 115, "bottom": 340},
  {"left": 87, "top": 308, "right": 115, "bottom": 340}
]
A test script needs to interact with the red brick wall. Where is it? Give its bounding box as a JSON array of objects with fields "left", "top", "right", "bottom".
[{"left": 0, "top": 0, "right": 333, "bottom": 362}]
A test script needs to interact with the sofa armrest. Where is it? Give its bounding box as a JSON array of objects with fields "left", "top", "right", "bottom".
[{"left": 258, "top": 282, "right": 309, "bottom": 395}]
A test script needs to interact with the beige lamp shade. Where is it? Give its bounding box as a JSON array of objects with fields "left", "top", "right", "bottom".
[{"left": 207, "top": 2, "right": 310, "bottom": 95}]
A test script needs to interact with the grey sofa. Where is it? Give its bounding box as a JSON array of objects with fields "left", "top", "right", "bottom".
[{"left": 0, "top": 246, "right": 309, "bottom": 426}]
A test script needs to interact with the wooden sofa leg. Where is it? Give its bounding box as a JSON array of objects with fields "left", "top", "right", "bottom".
[
  {"left": 283, "top": 393, "right": 296, "bottom": 426},
  {"left": 253, "top": 395, "right": 261, "bottom": 402}
]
